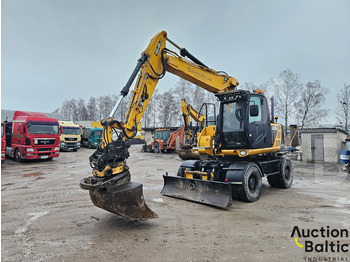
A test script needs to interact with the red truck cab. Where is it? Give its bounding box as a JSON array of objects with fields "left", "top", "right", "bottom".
[
  {"left": 1, "top": 122, "right": 5, "bottom": 163},
  {"left": 5, "top": 111, "right": 60, "bottom": 161}
]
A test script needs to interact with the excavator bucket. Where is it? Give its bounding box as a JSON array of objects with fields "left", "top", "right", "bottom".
[
  {"left": 177, "top": 148, "right": 200, "bottom": 160},
  {"left": 161, "top": 175, "right": 232, "bottom": 209},
  {"left": 80, "top": 174, "right": 158, "bottom": 221}
]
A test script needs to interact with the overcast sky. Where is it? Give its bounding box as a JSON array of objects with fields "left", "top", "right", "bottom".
[{"left": 2, "top": 0, "right": 350, "bottom": 124}]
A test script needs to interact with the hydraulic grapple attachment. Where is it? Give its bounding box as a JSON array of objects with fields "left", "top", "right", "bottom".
[
  {"left": 80, "top": 171, "right": 158, "bottom": 221},
  {"left": 161, "top": 174, "right": 232, "bottom": 209}
]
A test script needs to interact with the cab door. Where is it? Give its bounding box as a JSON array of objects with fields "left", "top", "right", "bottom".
[{"left": 248, "top": 94, "right": 272, "bottom": 149}]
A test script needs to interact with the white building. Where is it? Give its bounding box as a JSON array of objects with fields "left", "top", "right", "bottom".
[{"left": 300, "top": 128, "right": 348, "bottom": 163}]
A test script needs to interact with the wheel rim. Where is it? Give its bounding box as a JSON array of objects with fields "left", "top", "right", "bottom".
[
  {"left": 16, "top": 150, "right": 21, "bottom": 161},
  {"left": 248, "top": 175, "right": 258, "bottom": 193},
  {"left": 285, "top": 166, "right": 291, "bottom": 180}
]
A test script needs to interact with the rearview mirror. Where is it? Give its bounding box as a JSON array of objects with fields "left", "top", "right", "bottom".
[{"left": 250, "top": 105, "right": 259, "bottom": 117}]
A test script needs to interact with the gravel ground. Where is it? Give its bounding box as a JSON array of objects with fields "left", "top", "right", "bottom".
[{"left": 1, "top": 145, "right": 350, "bottom": 262}]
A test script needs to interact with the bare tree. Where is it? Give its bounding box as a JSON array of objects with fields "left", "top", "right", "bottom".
[
  {"left": 114, "top": 94, "right": 129, "bottom": 121},
  {"left": 52, "top": 108, "right": 60, "bottom": 114},
  {"left": 239, "top": 81, "right": 271, "bottom": 99},
  {"left": 173, "top": 79, "right": 196, "bottom": 125},
  {"left": 157, "top": 89, "right": 177, "bottom": 127},
  {"left": 174, "top": 78, "right": 195, "bottom": 102},
  {"left": 143, "top": 90, "right": 159, "bottom": 128},
  {"left": 77, "top": 98, "right": 88, "bottom": 121},
  {"left": 239, "top": 81, "right": 258, "bottom": 92},
  {"left": 337, "top": 83, "right": 350, "bottom": 131},
  {"left": 70, "top": 99, "right": 78, "bottom": 122},
  {"left": 271, "top": 69, "right": 302, "bottom": 126},
  {"left": 97, "top": 95, "right": 115, "bottom": 119},
  {"left": 192, "top": 85, "right": 206, "bottom": 111},
  {"left": 296, "top": 80, "right": 328, "bottom": 129},
  {"left": 86, "top": 97, "right": 98, "bottom": 121},
  {"left": 60, "top": 100, "right": 71, "bottom": 120},
  {"left": 60, "top": 99, "right": 78, "bottom": 121}
]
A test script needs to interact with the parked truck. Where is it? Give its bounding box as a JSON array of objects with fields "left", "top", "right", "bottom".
[
  {"left": 59, "top": 121, "right": 81, "bottom": 151},
  {"left": 1, "top": 121, "right": 5, "bottom": 164},
  {"left": 81, "top": 127, "right": 103, "bottom": 149},
  {"left": 5, "top": 111, "right": 60, "bottom": 161}
]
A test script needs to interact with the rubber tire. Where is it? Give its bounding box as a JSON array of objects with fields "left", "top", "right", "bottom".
[
  {"left": 177, "top": 160, "right": 200, "bottom": 177},
  {"left": 236, "top": 163, "right": 262, "bottom": 202},
  {"left": 15, "top": 149, "right": 22, "bottom": 162},
  {"left": 88, "top": 142, "right": 92, "bottom": 149},
  {"left": 154, "top": 142, "right": 160, "bottom": 154},
  {"left": 146, "top": 145, "right": 152, "bottom": 153},
  {"left": 267, "top": 157, "right": 293, "bottom": 189}
]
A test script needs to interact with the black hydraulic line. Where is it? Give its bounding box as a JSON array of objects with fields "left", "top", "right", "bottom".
[
  {"left": 180, "top": 48, "right": 208, "bottom": 69},
  {"left": 120, "top": 54, "right": 149, "bottom": 97}
]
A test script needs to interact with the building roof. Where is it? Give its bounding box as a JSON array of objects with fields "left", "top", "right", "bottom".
[{"left": 300, "top": 127, "right": 348, "bottom": 135}]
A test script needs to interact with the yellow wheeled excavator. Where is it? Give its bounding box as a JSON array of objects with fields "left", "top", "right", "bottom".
[
  {"left": 178, "top": 99, "right": 213, "bottom": 160},
  {"left": 80, "top": 31, "right": 293, "bottom": 220}
]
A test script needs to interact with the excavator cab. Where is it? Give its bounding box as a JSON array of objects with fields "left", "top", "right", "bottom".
[
  {"left": 154, "top": 129, "right": 171, "bottom": 143},
  {"left": 216, "top": 90, "right": 272, "bottom": 150}
]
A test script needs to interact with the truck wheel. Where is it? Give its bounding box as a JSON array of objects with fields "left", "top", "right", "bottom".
[
  {"left": 237, "top": 163, "right": 262, "bottom": 202},
  {"left": 146, "top": 145, "right": 152, "bottom": 152},
  {"left": 268, "top": 157, "right": 293, "bottom": 189},
  {"left": 88, "top": 142, "right": 92, "bottom": 149},
  {"left": 154, "top": 142, "right": 160, "bottom": 154},
  {"left": 15, "top": 149, "right": 22, "bottom": 162}
]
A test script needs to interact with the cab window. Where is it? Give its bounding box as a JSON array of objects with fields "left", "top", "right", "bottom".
[{"left": 249, "top": 96, "right": 262, "bottom": 123}]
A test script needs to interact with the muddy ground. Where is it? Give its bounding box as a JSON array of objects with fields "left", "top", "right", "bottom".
[{"left": 1, "top": 146, "right": 350, "bottom": 262}]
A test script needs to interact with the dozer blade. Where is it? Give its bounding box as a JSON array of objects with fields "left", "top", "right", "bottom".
[
  {"left": 80, "top": 174, "right": 158, "bottom": 221},
  {"left": 161, "top": 175, "right": 232, "bottom": 209},
  {"left": 177, "top": 149, "right": 200, "bottom": 160}
]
